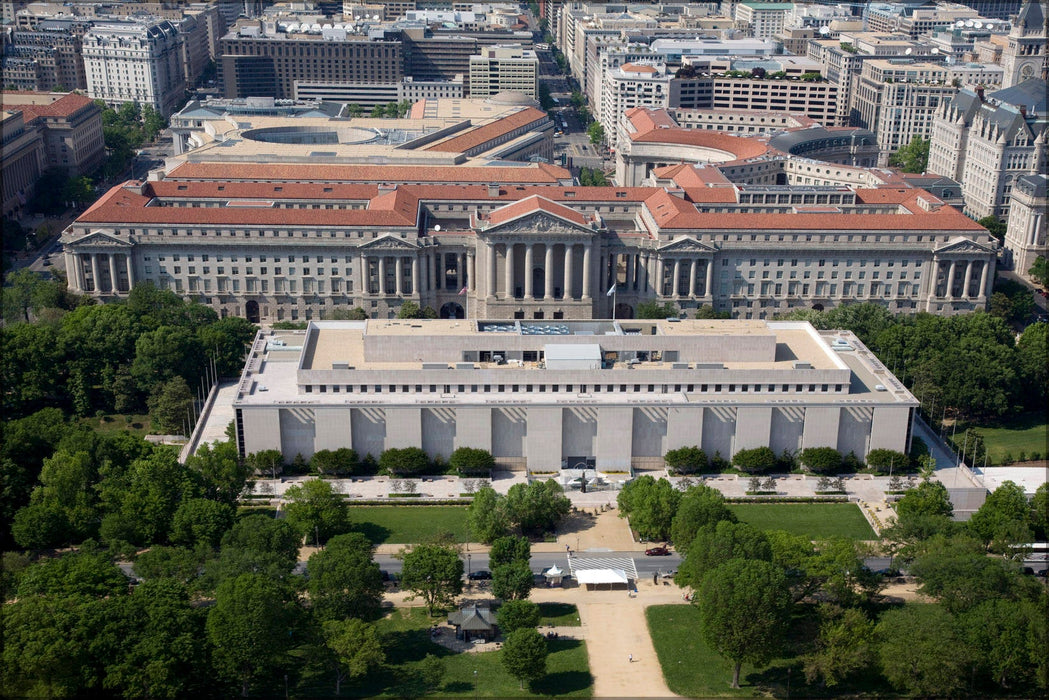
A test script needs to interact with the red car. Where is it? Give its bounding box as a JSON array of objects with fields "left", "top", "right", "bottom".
[{"left": 645, "top": 546, "right": 671, "bottom": 556}]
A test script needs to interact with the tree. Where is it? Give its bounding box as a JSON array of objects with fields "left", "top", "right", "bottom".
[
  {"left": 909, "top": 534, "right": 1029, "bottom": 613},
  {"left": 670, "top": 484, "right": 736, "bottom": 554},
  {"left": 504, "top": 479, "right": 571, "bottom": 537},
  {"left": 467, "top": 486, "right": 510, "bottom": 543},
  {"left": 502, "top": 628, "right": 548, "bottom": 689},
  {"left": 247, "top": 449, "right": 285, "bottom": 478},
  {"left": 283, "top": 479, "right": 351, "bottom": 546},
  {"left": 216, "top": 513, "right": 300, "bottom": 572},
  {"left": 1029, "top": 255, "right": 1048, "bottom": 289},
  {"left": 894, "top": 479, "right": 953, "bottom": 520},
  {"left": 206, "top": 573, "right": 299, "bottom": 697},
  {"left": 131, "top": 325, "right": 205, "bottom": 391},
  {"left": 133, "top": 545, "right": 206, "bottom": 583},
  {"left": 811, "top": 537, "right": 884, "bottom": 607},
  {"left": 489, "top": 535, "right": 531, "bottom": 569},
  {"left": 322, "top": 618, "right": 385, "bottom": 696},
  {"left": 968, "top": 480, "right": 1033, "bottom": 551},
  {"left": 498, "top": 599, "right": 541, "bottom": 634},
  {"left": 676, "top": 520, "right": 772, "bottom": 590},
  {"left": 887, "top": 136, "right": 930, "bottom": 173},
  {"left": 1031, "top": 483, "right": 1048, "bottom": 540},
  {"left": 664, "top": 446, "right": 709, "bottom": 474},
  {"left": 197, "top": 316, "right": 256, "bottom": 377},
  {"left": 307, "top": 532, "right": 383, "bottom": 621},
  {"left": 492, "top": 560, "right": 534, "bottom": 601},
  {"left": 963, "top": 598, "right": 1036, "bottom": 689},
  {"left": 732, "top": 446, "right": 777, "bottom": 474},
  {"left": 864, "top": 448, "right": 908, "bottom": 474},
  {"left": 803, "top": 605, "right": 875, "bottom": 688},
  {"left": 699, "top": 559, "right": 792, "bottom": 688},
  {"left": 379, "top": 447, "right": 430, "bottom": 476},
  {"left": 636, "top": 300, "right": 678, "bottom": 319},
  {"left": 449, "top": 447, "right": 495, "bottom": 476},
  {"left": 17, "top": 551, "right": 129, "bottom": 599},
  {"left": 799, "top": 447, "right": 842, "bottom": 474},
  {"left": 978, "top": 215, "right": 1007, "bottom": 244},
  {"left": 616, "top": 475, "right": 681, "bottom": 541},
  {"left": 398, "top": 542, "right": 463, "bottom": 614},
  {"left": 186, "top": 440, "right": 251, "bottom": 506},
  {"left": 875, "top": 604, "right": 969, "bottom": 696},
  {"left": 397, "top": 300, "right": 422, "bottom": 318},
  {"left": 586, "top": 121, "right": 604, "bottom": 145},
  {"left": 147, "top": 376, "right": 194, "bottom": 434},
  {"left": 168, "top": 497, "right": 235, "bottom": 549},
  {"left": 311, "top": 448, "right": 359, "bottom": 476},
  {"left": 1017, "top": 322, "right": 1048, "bottom": 412}
]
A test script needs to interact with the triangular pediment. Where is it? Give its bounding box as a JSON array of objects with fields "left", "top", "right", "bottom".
[
  {"left": 934, "top": 237, "right": 995, "bottom": 255},
  {"left": 359, "top": 234, "right": 420, "bottom": 251},
  {"left": 481, "top": 211, "right": 595, "bottom": 237},
  {"left": 73, "top": 231, "right": 132, "bottom": 247},
  {"left": 657, "top": 236, "right": 716, "bottom": 254}
]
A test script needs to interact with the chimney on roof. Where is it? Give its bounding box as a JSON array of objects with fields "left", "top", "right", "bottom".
[
  {"left": 378, "top": 183, "right": 395, "bottom": 196},
  {"left": 1019, "top": 105, "right": 1027, "bottom": 117},
  {"left": 975, "top": 85, "right": 985, "bottom": 100},
  {"left": 667, "top": 188, "right": 686, "bottom": 199},
  {"left": 487, "top": 183, "right": 501, "bottom": 197}
]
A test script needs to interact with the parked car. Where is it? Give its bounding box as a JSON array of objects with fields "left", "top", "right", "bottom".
[
  {"left": 468, "top": 570, "right": 492, "bottom": 580},
  {"left": 645, "top": 546, "right": 671, "bottom": 556}
]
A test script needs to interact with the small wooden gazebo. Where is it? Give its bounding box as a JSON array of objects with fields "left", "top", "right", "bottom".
[{"left": 447, "top": 604, "right": 498, "bottom": 642}]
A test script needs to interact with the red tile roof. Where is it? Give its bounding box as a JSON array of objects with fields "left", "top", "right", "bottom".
[
  {"left": 621, "top": 63, "right": 658, "bottom": 74},
  {"left": 1, "top": 91, "right": 95, "bottom": 122},
  {"left": 629, "top": 127, "right": 771, "bottom": 159},
  {"left": 426, "top": 107, "right": 548, "bottom": 153},
  {"left": 485, "top": 195, "right": 588, "bottom": 227},
  {"left": 165, "top": 161, "right": 571, "bottom": 184}
]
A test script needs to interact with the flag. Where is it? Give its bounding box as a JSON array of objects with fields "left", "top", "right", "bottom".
[
  {"left": 606, "top": 282, "right": 616, "bottom": 297},
  {"left": 458, "top": 286, "right": 468, "bottom": 295}
]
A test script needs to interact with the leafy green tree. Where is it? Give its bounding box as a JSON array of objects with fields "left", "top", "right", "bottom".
[
  {"left": 282, "top": 479, "right": 351, "bottom": 546},
  {"left": 767, "top": 530, "right": 822, "bottom": 601},
  {"left": 97, "top": 447, "right": 198, "bottom": 547},
  {"left": 1031, "top": 483, "right": 1048, "bottom": 540},
  {"left": 1029, "top": 255, "right": 1048, "bottom": 289},
  {"left": 247, "top": 449, "right": 285, "bottom": 478},
  {"left": 379, "top": 447, "right": 430, "bottom": 476},
  {"left": 1016, "top": 322, "right": 1048, "bottom": 411},
  {"left": 968, "top": 480, "right": 1033, "bottom": 551},
  {"left": 616, "top": 475, "right": 681, "bottom": 541},
  {"left": 492, "top": 560, "right": 534, "bottom": 601},
  {"left": 399, "top": 542, "right": 463, "bottom": 614},
  {"left": 895, "top": 479, "right": 953, "bottom": 519},
  {"left": 963, "top": 597, "right": 1036, "bottom": 689},
  {"left": 504, "top": 479, "right": 571, "bottom": 537},
  {"left": 502, "top": 628, "right": 548, "bottom": 689},
  {"left": 732, "top": 447, "right": 777, "bottom": 474},
  {"left": 670, "top": 484, "right": 735, "bottom": 554},
  {"left": 803, "top": 605, "right": 875, "bottom": 688},
  {"left": 21, "top": 448, "right": 100, "bottom": 544},
  {"left": 664, "top": 446, "right": 709, "bottom": 474},
  {"left": 489, "top": 535, "right": 531, "bottom": 569},
  {"left": 131, "top": 325, "right": 206, "bottom": 391},
  {"left": 170, "top": 497, "right": 235, "bottom": 549},
  {"left": 11, "top": 499, "right": 72, "bottom": 550},
  {"left": 307, "top": 532, "right": 383, "bottom": 621},
  {"left": 206, "top": 573, "right": 300, "bottom": 696},
  {"left": 864, "top": 448, "right": 908, "bottom": 474},
  {"left": 909, "top": 534, "right": 1030, "bottom": 613},
  {"left": 887, "top": 136, "right": 930, "bottom": 173},
  {"left": 876, "top": 604, "right": 969, "bottom": 696},
  {"left": 197, "top": 316, "right": 256, "bottom": 377},
  {"left": 147, "top": 376, "right": 194, "bottom": 434},
  {"left": 311, "top": 448, "right": 359, "bottom": 476},
  {"left": 799, "top": 447, "right": 842, "bottom": 473},
  {"left": 186, "top": 440, "right": 251, "bottom": 506},
  {"left": 811, "top": 537, "right": 884, "bottom": 607},
  {"left": 676, "top": 521, "right": 772, "bottom": 590},
  {"left": 133, "top": 545, "right": 206, "bottom": 583},
  {"left": 699, "top": 558, "right": 792, "bottom": 688},
  {"left": 497, "top": 599, "right": 541, "bottom": 634},
  {"left": 449, "top": 447, "right": 495, "bottom": 476},
  {"left": 977, "top": 215, "right": 1007, "bottom": 244},
  {"left": 322, "top": 618, "right": 385, "bottom": 695},
  {"left": 586, "top": 121, "right": 604, "bottom": 145},
  {"left": 636, "top": 300, "right": 678, "bottom": 319},
  {"left": 213, "top": 513, "right": 300, "bottom": 574},
  {"left": 1, "top": 322, "right": 65, "bottom": 417},
  {"left": 17, "top": 551, "right": 128, "bottom": 599},
  {"left": 467, "top": 486, "right": 510, "bottom": 543}
]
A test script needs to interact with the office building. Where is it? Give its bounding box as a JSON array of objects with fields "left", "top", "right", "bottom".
[
  {"left": 82, "top": 20, "right": 186, "bottom": 117},
  {"left": 1003, "top": 173, "right": 1047, "bottom": 274},
  {"left": 469, "top": 44, "right": 538, "bottom": 99},
  {"left": 1, "top": 108, "right": 44, "bottom": 218},
  {"left": 0, "top": 90, "right": 105, "bottom": 176},
  {"left": 734, "top": 1, "right": 791, "bottom": 39},
  {"left": 232, "top": 318, "right": 919, "bottom": 470}
]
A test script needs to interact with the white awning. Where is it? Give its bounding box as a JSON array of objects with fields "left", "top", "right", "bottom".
[
  {"left": 545, "top": 565, "right": 564, "bottom": 576},
  {"left": 574, "top": 568, "right": 629, "bottom": 585}
]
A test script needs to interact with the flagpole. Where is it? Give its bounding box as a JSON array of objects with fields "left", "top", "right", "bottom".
[{"left": 612, "top": 286, "right": 616, "bottom": 321}]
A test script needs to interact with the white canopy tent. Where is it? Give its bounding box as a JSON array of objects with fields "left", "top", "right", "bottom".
[{"left": 574, "top": 568, "right": 630, "bottom": 589}]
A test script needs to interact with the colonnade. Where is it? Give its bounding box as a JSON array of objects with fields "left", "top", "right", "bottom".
[
  {"left": 72, "top": 251, "right": 133, "bottom": 294},
  {"left": 937, "top": 258, "right": 990, "bottom": 299},
  {"left": 601, "top": 252, "right": 714, "bottom": 298},
  {"left": 485, "top": 241, "right": 593, "bottom": 301}
]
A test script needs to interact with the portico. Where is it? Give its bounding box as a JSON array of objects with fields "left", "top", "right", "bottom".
[{"left": 64, "top": 232, "right": 134, "bottom": 295}]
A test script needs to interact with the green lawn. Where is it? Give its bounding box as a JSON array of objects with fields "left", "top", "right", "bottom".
[
  {"left": 972, "top": 413, "right": 1048, "bottom": 463},
  {"left": 728, "top": 503, "right": 875, "bottom": 540},
  {"left": 301, "top": 607, "right": 592, "bottom": 697},
  {"left": 348, "top": 506, "right": 470, "bottom": 544},
  {"left": 77, "top": 413, "right": 153, "bottom": 438},
  {"left": 538, "top": 602, "right": 581, "bottom": 627}
]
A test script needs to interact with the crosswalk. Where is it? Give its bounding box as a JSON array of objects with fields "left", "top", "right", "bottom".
[{"left": 567, "top": 555, "right": 639, "bottom": 581}]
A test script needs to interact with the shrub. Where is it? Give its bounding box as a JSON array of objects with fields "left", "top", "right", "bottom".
[
  {"left": 449, "top": 447, "right": 495, "bottom": 476},
  {"left": 865, "top": 449, "right": 908, "bottom": 474},
  {"left": 311, "top": 448, "right": 359, "bottom": 476},
  {"left": 710, "top": 451, "right": 731, "bottom": 472},
  {"left": 664, "top": 446, "right": 708, "bottom": 474},
  {"left": 799, "top": 447, "right": 842, "bottom": 474},
  {"left": 379, "top": 447, "right": 430, "bottom": 476},
  {"left": 732, "top": 447, "right": 776, "bottom": 474}
]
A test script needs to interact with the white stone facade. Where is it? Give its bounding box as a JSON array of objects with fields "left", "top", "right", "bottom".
[
  {"left": 1003, "top": 173, "right": 1047, "bottom": 274},
  {"left": 82, "top": 20, "right": 186, "bottom": 117}
]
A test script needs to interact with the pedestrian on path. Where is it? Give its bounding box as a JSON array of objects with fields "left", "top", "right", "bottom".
[{"left": 628, "top": 654, "right": 633, "bottom": 663}]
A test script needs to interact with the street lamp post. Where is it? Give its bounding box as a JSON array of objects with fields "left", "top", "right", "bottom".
[{"left": 467, "top": 553, "right": 471, "bottom": 578}]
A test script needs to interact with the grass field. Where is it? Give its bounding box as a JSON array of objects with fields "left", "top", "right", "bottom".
[
  {"left": 299, "top": 607, "right": 592, "bottom": 697},
  {"left": 538, "top": 602, "right": 581, "bottom": 627},
  {"left": 972, "top": 413, "right": 1048, "bottom": 463},
  {"left": 78, "top": 413, "right": 153, "bottom": 438},
  {"left": 348, "top": 506, "right": 470, "bottom": 544},
  {"left": 728, "top": 503, "right": 876, "bottom": 540}
]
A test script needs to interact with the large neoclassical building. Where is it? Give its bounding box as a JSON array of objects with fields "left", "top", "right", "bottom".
[{"left": 233, "top": 319, "right": 917, "bottom": 470}]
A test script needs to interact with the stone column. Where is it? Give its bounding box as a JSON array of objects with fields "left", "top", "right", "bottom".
[
  {"left": 608, "top": 252, "right": 617, "bottom": 292},
  {"left": 673, "top": 259, "right": 682, "bottom": 297},
  {"left": 640, "top": 254, "right": 649, "bottom": 294},
  {"left": 961, "top": 260, "right": 973, "bottom": 299},
  {"left": 705, "top": 259, "right": 713, "bottom": 297},
  {"left": 378, "top": 256, "right": 387, "bottom": 294},
  {"left": 458, "top": 252, "right": 466, "bottom": 290},
  {"left": 422, "top": 252, "right": 430, "bottom": 292},
  {"left": 411, "top": 256, "right": 419, "bottom": 295},
  {"left": 468, "top": 252, "right": 476, "bottom": 291},
  {"left": 544, "top": 244, "right": 554, "bottom": 300},
  {"left": 524, "top": 244, "right": 534, "bottom": 298},
  {"left": 688, "top": 259, "right": 697, "bottom": 297},
  {"left": 395, "top": 257, "right": 404, "bottom": 295},
  {"left": 108, "top": 253, "right": 119, "bottom": 293},
  {"left": 505, "top": 243, "right": 515, "bottom": 299},
  {"left": 656, "top": 258, "right": 665, "bottom": 297},
  {"left": 582, "top": 243, "right": 592, "bottom": 298},
  {"left": 565, "top": 243, "right": 575, "bottom": 300},
  {"left": 90, "top": 254, "right": 100, "bottom": 293},
  {"left": 945, "top": 260, "right": 956, "bottom": 298},
  {"left": 487, "top": 244, "right": 497, "bottom": 299},
  {"left": 125, "top": 253, "right": 134, "bottom": 288},
  {"left": 978, "top": 261, "right": 989, "bottom": 299}
]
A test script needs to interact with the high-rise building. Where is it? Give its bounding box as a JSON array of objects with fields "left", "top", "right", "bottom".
[
  {"left": 469, "top": 45, "right": 539, "bottom": 99},
  {"left": 82, "top": 20, "right": 186, "bottom": 117}
]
